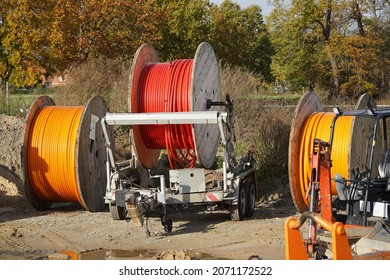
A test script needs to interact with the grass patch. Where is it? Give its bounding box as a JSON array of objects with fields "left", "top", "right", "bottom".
[
  {"left": 0, "top": 88, "right": 52, "bottom": 117},
  {"left": 254, "top": 93, "right": 301, "bottom": 102}
]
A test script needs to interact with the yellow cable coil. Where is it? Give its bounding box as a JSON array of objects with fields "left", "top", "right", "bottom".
[
  {"left": 298, "top": 112, "right": 352, "bottom": 207},
  {"left": 27, "top": 106, "right": 85, "bottom": 206}
]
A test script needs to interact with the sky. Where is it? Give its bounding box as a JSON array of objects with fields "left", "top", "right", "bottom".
[{"left": 211, "top": 0, "right": 273, "bottom": 16}]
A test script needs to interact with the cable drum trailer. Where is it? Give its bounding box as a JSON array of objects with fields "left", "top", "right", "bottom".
[
  {"left": 101, "top": 99, "right": 256, "bottom": 232},
  {"left": 99, "top": 42, "right": 256, "bottom": 233}
]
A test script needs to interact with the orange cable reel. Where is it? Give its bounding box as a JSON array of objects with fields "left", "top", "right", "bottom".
[
  {"left": 289, "top": 93, "right": 363, "bottom": 212},
  {"left": 23, "top": 96, "right": 112, "bottom": 212}
]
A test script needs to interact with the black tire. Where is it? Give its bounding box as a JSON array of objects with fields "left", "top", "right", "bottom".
[
  {"left": 245, "top": 177, "right": 256, "bottom": 217},
  {"left": 109, "top": 203, "right": 126, "bottom": 220},
  {"left": 160, "top": 213, "right": 173, "bottom": 233},
  {"left": 230, "top": 183, "right": 246, "bottom": 221},
  {"left": 164, "top": 218, "right": 173, "bottom": 233}
]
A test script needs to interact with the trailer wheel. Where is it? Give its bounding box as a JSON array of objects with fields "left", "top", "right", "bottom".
[
  {"left": 163, "top": 218, "right": 173, "bottom": 233},
  {"left": 230, "top": 183, "right": 246, "bottom": 221},
  {"left": 109, "top": 204, "right": 126, "bottom": 220},
  {"left": 160, "top": 212, "right": 173, "bottom": 233},
  {"left": 245, "top": 177, "right": 256, "bottom": 217}
]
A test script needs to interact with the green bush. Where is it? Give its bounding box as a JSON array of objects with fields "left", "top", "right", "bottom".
[
  {"left": 220, "top": 65, "right": 294, "bottom": 196},
  {"left": 53, "top": 58, "right": 130, "bottom": 112}
]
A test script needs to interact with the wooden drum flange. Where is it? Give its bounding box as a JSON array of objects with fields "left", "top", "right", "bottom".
[{"left": 288, "top": 92, "right": 323, "bottom": 212}]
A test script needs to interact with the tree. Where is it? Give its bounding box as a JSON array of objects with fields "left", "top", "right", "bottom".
[
  {"left": 268, "top": 0, "right": 325, "bottom": 91},
  {"left": 210, "top": 0, "right": 274, "bottom": 83},
  {"left": 0, "top": 2, "right": 8, "bottom": 82},
  {"left": 46, "top": 0, "right": 80, "bottom": 75},
  {"left": 268, "top": 0, "right": 389, "bottom": 97},
  {"left": 74, "top": 0, "right": 160, "bottom": 61},
  {"left": 153, "top": 0, "right": 212, "bottom": 60},
  {"left": 240, "top": 5, "right": 274, "bottom": 82},
  {"left": 362, "top": 0, "right": 390, "bottom": 96},
  {"left": 1, "top": 0, "right": 54, "bottom": 87},
  {"left": 0, "top": 0, "right": 274, "bottom": 88},
  {"left": 0, "top": 1, "right": 8, "bottom": 79}
]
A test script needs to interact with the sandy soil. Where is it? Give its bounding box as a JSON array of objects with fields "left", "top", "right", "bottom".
[
  {"left": 0, "top": 114, "right": 296, "bottom": 260},
  {"left": 0, "top": 202, "right": 295, "bottom": 260},
  {"left": 0, "top": 177, "right": 295, "bottom": 260}
]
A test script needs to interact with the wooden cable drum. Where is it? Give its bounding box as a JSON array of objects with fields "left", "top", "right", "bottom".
[
  {"left": 350, "top": 93, "right": 381, "bottom": 178},
  {"left": 288, "top": 92, "right": 377, "bottom": 213},
  {"left": 129, "top": 42, "right": 221, "bottom": 169},
  {"left": 22, "top": 95, "right": 113, "bottom": 212}
]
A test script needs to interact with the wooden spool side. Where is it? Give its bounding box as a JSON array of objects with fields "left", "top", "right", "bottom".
[
  {"left": 22, "top": 96, "right": 56, "bottom": 210},
  {"left": 191, "top": 42, "right": 221, "bottom": 168},
  {"left": 76, "top": 96, "right": 113, "bottom": 212},
  {"left": 288, "top": 92, "right": 323, "bottom": 213},
  {"left": 128, "top": 44, "right": 160, "bottom": 169},
  {"left": 349, "top": 93, "right": 380, "bottom": 178}
]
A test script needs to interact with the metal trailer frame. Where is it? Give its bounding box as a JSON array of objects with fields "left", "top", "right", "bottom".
[{"left": 100, "top": 98, "right": 256, "bottom": 232}]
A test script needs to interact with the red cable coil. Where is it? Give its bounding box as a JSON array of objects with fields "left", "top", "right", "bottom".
[{"left": 138, "top": 59, "right": 196, "bottom": 169}]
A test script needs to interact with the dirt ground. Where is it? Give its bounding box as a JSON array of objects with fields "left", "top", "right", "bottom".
[{"left": 0, "top": 114, "right": 296, "bottom": 260}]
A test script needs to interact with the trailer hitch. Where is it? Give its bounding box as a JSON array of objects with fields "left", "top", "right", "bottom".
[{"left": 284, "top": 211, "right": 352, "bottom": 260}]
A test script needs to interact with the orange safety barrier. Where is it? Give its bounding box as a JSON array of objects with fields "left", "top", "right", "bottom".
[
  {"left": 138, "top": 60, "right": 196, "bottom": 169},
  {"left": 27, "top": 106, "right": 85, "bottom": 207},
  {"left": 298, "top": 112, "right": 353, "bottom": 208}
]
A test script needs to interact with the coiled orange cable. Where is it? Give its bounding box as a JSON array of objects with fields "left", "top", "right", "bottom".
[
  {"left": 27, "top": 106, "right": 85, "bottom": 206},
  {"left": 298, "top": 112, "right": 353, "bottom": 206},
  {"left": 138, "top": 59, "right": 196, "bottom": 168}
]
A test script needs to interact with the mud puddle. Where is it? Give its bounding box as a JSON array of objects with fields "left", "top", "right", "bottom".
[{"left": 61, "top": 249, "right": 217, "bottom": 260}]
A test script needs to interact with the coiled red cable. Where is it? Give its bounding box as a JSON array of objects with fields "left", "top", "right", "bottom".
[{"left": 138, "top": 59, "right": 196, "bottom": 168}]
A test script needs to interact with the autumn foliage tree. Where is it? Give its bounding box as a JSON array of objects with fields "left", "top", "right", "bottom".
[
  {"left": 1, "top": 0, "right": 53, "bottom": 87},
  {"left": 268, "top": 0, "right": 390, "bottom": 98},
  {"left": 2, "top": 0, "right": 390, "bottom": 98},
  {"left": 0, "top": 0, "right": 273, "bottom": 88},
  {"left": 1, "top": 0, "right": 164, "bottom": 87}
]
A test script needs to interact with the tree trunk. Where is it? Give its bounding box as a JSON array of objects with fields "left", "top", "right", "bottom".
[
  {"left": 352, "top": 0, "right": 365, "bottom": 36},
  {"left": 325, "top": 43, "right": 339, "bottom": 97}
]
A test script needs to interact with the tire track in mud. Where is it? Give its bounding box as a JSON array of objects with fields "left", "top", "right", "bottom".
[
  {"left": 0, "top": 214, "right": 88, "bottom": 258},
  {"left": 0, "top": 225, "right": 40, "bottom": 258},
  {"left": 26, "top": 222, "right": 88, "bottom": 253}
]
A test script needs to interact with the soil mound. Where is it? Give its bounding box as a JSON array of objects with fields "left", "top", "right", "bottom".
[{"left": 0, "top": 114, "right": 28, "bottom": 208}]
